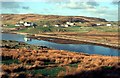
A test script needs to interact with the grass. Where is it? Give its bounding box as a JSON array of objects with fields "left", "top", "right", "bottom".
[
  {"left": 4, "top": 24, "right": 17, "bottom": 28},
  {"left": 4, "top": 24, "right": 118, "bottom": 34},
  {"left": 17, "top": 26, "right": 67, "bottom": 34},
  {"left": 26, "top": 66, "right": 66, "bottom": 77},
  {"left": 102, "top": 66, "right": 113, "bottom": 69},
  {"left": 93, "top": 26, "right": 118, "bottom": 32},
  {"left": 2, "top": 59, "right": 20, "bottom": 65},
  {"left": 44, "top": 61, "right": 55, "bottom": 65},
  {"left": 67, "top": 63, "right": 79, "bottom": 68}
]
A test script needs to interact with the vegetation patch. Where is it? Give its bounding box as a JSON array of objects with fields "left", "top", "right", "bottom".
[
  {"left": 67, "top": 63, "right": 79, "bottom": 68},
  {"left": 2, "top": 59, "right": 20, "bottom": 65},
  {"left": 26, "top": 67, "right": 66, "bottom": 77}
]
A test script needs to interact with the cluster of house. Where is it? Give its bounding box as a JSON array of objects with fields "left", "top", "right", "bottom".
[
  {"left": 91, "top": 23, "right": 112, "bottom": 27},
  {"left": 15, "top": 21, "right": 37, "bottom": 28},
  {"left": 43, "top": 22, "right": 76, "bottom": 28},
  {"left": 43, "top": 21, "right": 113, "bottom": 28}
]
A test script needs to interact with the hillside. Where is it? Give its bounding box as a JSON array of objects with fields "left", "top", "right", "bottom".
[
  {"left": 1, "top": 14, "right": 107, "bottom": 25},
  {"left": 1, "top": 40, "right": 120, "bottom": 77}
]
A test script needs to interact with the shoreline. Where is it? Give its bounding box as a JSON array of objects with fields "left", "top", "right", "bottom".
[{"left": 2, "top": 31, "right": 120, "bottom": 50}]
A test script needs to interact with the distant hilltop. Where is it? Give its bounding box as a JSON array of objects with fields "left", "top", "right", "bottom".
[{"left": 1, "top": 14, "right": 107, "bottom": 25}]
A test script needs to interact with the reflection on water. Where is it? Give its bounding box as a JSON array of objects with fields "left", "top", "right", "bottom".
[{"left": 1, "top": 33, "right": 120, "bottom": 56}]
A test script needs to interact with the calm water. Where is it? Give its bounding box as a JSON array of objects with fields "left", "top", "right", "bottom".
[{"left": 1, "top": 33, "right": 120, "bottom": 56}]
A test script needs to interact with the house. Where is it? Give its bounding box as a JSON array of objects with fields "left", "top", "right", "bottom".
[
  {"left": 54, "top": 24, "right": 60, "bottom": 27},
  {"left": 24, "top": 22, "right": 31, "bottom": 26},
  {"left": 64, "top": 24, "right": 70, "bottom": 27},
  {"left": 69, "top": 23, "right": 75, "bottom": 26},
  {"left": 66, "top": 22, "right": 75, "bottom": 26},
  {"left": 15, "top": 21, "right": 37, "bottom": 27},
  {"left": 43, "top": 25, "right": 48, "bottom": 27},
  {"left": 96, "top": 23, "right": 101, "bottom": 26},
  {"left": 66, "top": 22, "right": 71, "bottom": 25},
  {"left": 106, "top": 24, "right": 112, "bottom": 26}
]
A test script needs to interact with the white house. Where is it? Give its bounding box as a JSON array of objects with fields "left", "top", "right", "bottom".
[
  {"left": 64, "top": 24, "right": 70, "bottom": 27},
  {"left": 43, "top": 25, "right": 48, "bottom": 27},
  {"left": 66, "top": 22, "right": 70, "bottom": 25},
  {"left": 66, "top": 22, "right": 75, "bottom": 26},
  {"left": 106, "top": 24, "right": 112, "bottom": 26},
  {"left": 24, "top": 22, "right": 31, "bottom": 26},
  {"left": 96, "top": 24, "right": 101, "bottom": 26},
  {"left": 54, "top": 24, "right": 60, "bottom": 27}
]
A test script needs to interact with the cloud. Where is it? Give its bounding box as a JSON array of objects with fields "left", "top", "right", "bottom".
[
  {"left": 1, "top": 2, "right": 30, "bottom": 11},
  {"left": 22, "top": 6, "right": 30, "bottom": 10},
  {"left": 112, "top": 0, "right": 119, "bottom": 5},
  {"left": 1, "top": 2, "right": 20, "bottom": 9},
  {"left": 61, "top": 2, "right": 94, "bottom": 9},
  {"left": 87, "top": 0, "right": 99, "bottom": 6},
  {"left": 59, "top": 0, "right": 99, "bottom": 9}
]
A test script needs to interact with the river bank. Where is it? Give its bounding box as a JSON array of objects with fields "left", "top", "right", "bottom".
[
  {"left": 1, "top": 40, "right": 120, "bottom": 78},
  {"left": 2, "top": 31, "right": 120, "bottom": 50}
]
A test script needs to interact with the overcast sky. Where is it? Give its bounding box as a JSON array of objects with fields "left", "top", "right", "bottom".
[{"left": 0, "top": 0, "right": 119, "bottom": 21}]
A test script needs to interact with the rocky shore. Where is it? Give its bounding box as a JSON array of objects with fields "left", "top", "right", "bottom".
[{"left": 1, "top": 40, "right": 120, "bottom": 78}]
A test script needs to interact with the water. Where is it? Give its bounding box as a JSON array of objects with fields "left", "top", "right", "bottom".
[{"left": 1, "top": 33, "right": 120, "bottom": 56}]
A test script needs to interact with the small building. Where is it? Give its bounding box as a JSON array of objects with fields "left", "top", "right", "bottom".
[
  {"left": 15, "top": 21, "right": 37, "bottom": 27},
  {"left": 66, "top": 22, "right": 75, "bottom": 26},
  {"left": 66, "top": 22, "right": 70, "bottom": 25},
  {"left": 96, "top": 23, "right": 101, "bottom": 26},
  {"left": 106, "top": 24, "right": 112, "bottom": 26},
  {"left": 54, "top": 24, "right": 60, "bottom": 27},
  {"left": 64, "top": 24, "right": 70, "bottom": 27},
  {"left": 43, "top": 25, "right": 48, "bottom": 27},
  {"left": 69, "top": 23, "right": 75, "bottom": 26},
  {"left": 24, "top": 22, "right": 31, "bottom": 27}
]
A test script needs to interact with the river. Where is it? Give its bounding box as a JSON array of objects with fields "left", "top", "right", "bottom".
[{"left": 1, "top": 33, "right": 120, "bottom": 56}]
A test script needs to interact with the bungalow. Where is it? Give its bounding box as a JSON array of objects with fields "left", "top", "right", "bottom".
[
  {"left": 64, "top": 24, "right": 70, "bottom": 27},
  {"left": 54, "top": 24, "right": 60, "bottom": 27},
  {"left": 15, "top": 21, "right": 37, "bottom": 28},
  {"left": 66, "top": 22, "right": 75, "bottom": 26},
  {"left": 66, "top": 22, "right": 71, "bottom": 25},
  {"left": 106, "top": 24, "right": 112, "bottom": 26},
  {"left": 24, "top": 22, "right": 31, "bottom": 27},
  {"left": 96, "top": 23, "right": 101, "bottom": 26},
  {"left": 43, "top": 25, "right": 48, "bottom": 27}
]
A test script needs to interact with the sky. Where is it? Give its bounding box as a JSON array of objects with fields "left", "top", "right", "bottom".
[{"left": 0, "top": 0, "right": 119, "bottom": 21}]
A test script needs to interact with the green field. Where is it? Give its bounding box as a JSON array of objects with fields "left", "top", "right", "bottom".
[
  {"left": 17, "top": 26, "right": 118, "bottom": 34},
  {"left": 3, "top": 24, "right": 118, "bottom": 34}
]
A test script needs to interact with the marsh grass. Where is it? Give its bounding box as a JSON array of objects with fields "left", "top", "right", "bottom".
[
  {"left": 2, "top": 59, "right": 20, "bottom": 65},
  {"left": 26, "top": 67, "right": 66, "bottom": 76},
  {"left": 67, "top": 63, "right": 79, "bottom": 68}
]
